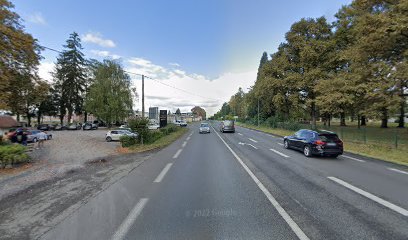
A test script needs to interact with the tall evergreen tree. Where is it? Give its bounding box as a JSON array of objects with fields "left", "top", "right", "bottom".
[{"left": 54, "top": 32, "right": 86, "bottom": 123}]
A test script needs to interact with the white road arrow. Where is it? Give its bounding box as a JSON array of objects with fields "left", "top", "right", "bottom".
[{"left": 238, "top": 142, "right": 258, "bottom": 149}]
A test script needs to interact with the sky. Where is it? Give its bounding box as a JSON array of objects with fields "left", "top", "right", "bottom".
[{"left": 12, "top": 0, "right": 352, "bottom": 115}]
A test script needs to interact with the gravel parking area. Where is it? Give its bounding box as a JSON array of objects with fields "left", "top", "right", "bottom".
[
  {"left": 0, "top": 128, "right": 120, "bottom": 200},
  {"left": 30, "top": 128, "right": 120, "bottom": 165}
]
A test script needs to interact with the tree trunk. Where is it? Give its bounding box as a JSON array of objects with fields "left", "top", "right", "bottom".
[
  {"left": 84, "top": 111, "right": 88, "bottom": 123},
  {"left": 398, "top": 98, "right": 405, "bottom": 128},
  {"left": 37, "top": 112, "right": 41, "bottom": 125},
  {"left": 340, "top": 112, "right": 346, "bottom": 126},
  {"left": 67, "top": 109, "right": 72, "bottom": 123},
  {"left": 311, "top": 102, "right": 316, "bottom": 129},
  {"left": 59, "top": 114, "right": 64, "bottom": 125},
  {"left": 361, "top": 116, "right": 366, "bottom": 126},
  {"left": 357, "top": 114, "right": 361, "bottom": 129},
  {"left": 328, "top": 114, "right": 331, "bottom": 127},
  {"left": 16, "top": 113, "right": 20, "bottom": 122},
  {"left": 26, "top": 112, "right": 31, "bottom": 127},
  {"left": 380, "top": 108, "right": 388, "bottom": 128}
]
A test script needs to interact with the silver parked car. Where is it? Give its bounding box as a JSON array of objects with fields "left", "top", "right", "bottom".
[
  {"left": 106, "top": 130, "right": 138, "bottom": 142},
  {"left": 199, "top": 122, "right": 210, "bottom": 134}
]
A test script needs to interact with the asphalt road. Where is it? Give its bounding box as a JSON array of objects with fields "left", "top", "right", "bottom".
[{"left": 41, "top": 121, "right": 408, "bottom": 240}]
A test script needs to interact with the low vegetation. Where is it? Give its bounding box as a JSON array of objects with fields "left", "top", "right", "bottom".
[{"left": 0, "top": 144, "right": 30, "bottom": 168}]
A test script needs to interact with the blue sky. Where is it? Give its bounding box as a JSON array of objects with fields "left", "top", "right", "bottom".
[{"left": 12, "top": 0, "right": 352, "bottom": 114}]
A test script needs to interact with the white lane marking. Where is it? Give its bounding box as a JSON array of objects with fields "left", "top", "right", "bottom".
[
  {"left": 238, "top": 133, "right": 243, "bottom": 136},
  {"left": 248, "top": 138, "right": 258, "bottom": 143},
  {"left": 248, "top": 143, "right": 258, "bottom": 149},
  {"left": 182, "top": 141, "right": 187, "bottom": 148},
  {"left": 277, "top": 143, "right": 284, "bottom": 146},
  {"left": 270, "top": 148, "right": 290, "bottom": 158},
  {"left": 186, "top": 136, "right": 191, "bottom": 141},
  {"left": 154, "top": 163, "right": 173, "bottom": 182},
  {"left": 328, "top": 177, "right": 408, "bottom": 216},
  {"left": 387, "top": 168, "right": 408, "bottom": 176},
  {"left": 342, "top": 155, "right": 366, "bottom": 162},
  {"left": 173, "top": 149, "right": 183, "bottom": 159},
  {"left": 111, "top": 198, "right": 149, "bottom": 240},
  {"left": 212, "top": 126, "right": 309, "bottom": 240}
]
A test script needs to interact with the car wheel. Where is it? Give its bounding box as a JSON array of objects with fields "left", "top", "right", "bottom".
[
  {"left": 106, "top": 137, "right": 112, "bottom": 142},
  {"left": 33, "top": 138, "right": 38, "bottom": 143},
  {"left": 284, "top": 140, "right": 289, "bottom": 149},
  {"left": 331, "top": 154, "right": 339, "bottom": 158},
  {"left": 303, "top": 145, "right": 312, "bottom": 157}
]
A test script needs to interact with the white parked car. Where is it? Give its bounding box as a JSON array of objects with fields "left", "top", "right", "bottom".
[
  {"left": 199, "top": 122, "right": 210, "bottom": 134},
  {"left": 148, "top": 123, "right": 160, "bottom": 130},
  {"left": 179, "top": 120, "right": 187, "bottom": 127},
  {"left": 106, "top": 130, "right": 138, "bottom": 142}
]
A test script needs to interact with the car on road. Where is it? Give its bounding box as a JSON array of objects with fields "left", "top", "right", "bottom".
[
  {"left": 37, "top": 124, "right": 51, "bottom": 131},
  {"left": 199, "top": 122, "right": 211, "bottom": 134},
  {"left": 283, "top": 129, "right": 343, "bottom": 157},
  {"left": 25, "top": 130, "right": 53, "bottom": 142},
  {"left": 105, "top": 130, "right": 138, "bottom": 142},
  {"left": 220, "top": 120, "right": 235, "bottom": 133}
]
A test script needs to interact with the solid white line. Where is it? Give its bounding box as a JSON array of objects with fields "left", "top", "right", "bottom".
[
  {"left": 277, "top": 143, "right": 284, "bottom": 146},
  {"left": 387, "top": 168, "right": 408, "bottom": 176},
  {"left": 212, "top": 126, "right": 309, "bottom": 240},
  {"left": 328, "top": 176, "right": 408, "bottom": 216},
  {"left": 248, "top": 143, "right": 258, "bottom": 149},
  {"left": 173, "top": 149, "right": 183, "bottom": 159},
  {"left": 111, "top": 198, "right": 149, "bottom": 240},
  {"left": 182, "top": 141, "right": 187, "bottom": 148},
  {"left": 154, "top": 163, "right": 173, "bottom": 182},
  {"left": 238, "top": 133, "right": 243, "bottom": 136},
  {"left": 342, "top": 155, "right": 366, "bottom": 162},
  {"left": 270, "top": 148, "right": 290, "bottom": 158},
  {"left": 248, "top": 138, "right": 258, "bottom": 143}
]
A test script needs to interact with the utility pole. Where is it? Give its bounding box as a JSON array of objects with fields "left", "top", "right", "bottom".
[
  {"left": 142, "top": 75, "right": 145, "bottom": 118},
  {"left": 257, "top": 98, "right": 260, "bottom": 127}
]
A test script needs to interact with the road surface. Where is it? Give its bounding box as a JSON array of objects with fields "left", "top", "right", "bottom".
[{"left": 41, "top": 122, "right": 408, "bottom": 240}]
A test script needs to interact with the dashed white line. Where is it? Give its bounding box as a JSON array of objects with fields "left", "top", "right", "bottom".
[
  {"left": 111, "top": 198, "right": 149, "bottom": 240},
  {"left": 182, "top": 141, "right": 187, "bottom": 148},
  {"left": 387, "top": 168, "right": 408, "bottom": 175},
  {"left": 186, "top": 136, "right": 191, "bottom": 141},
  {"left": 212, "top": 126, "right": 309, "bottom": 240},
  {"left": 270, "top": 148, "right": 290, "bottom": 158},
  {"left": 154, "top": 163, "right": 173, "bottom": 182},
  {"left": 248, "top": 143, "right": 258, "bottom": 149},
  {"left": 238, "top": 133, "right": 243, "bottom": 136},
  {"left": 277, "top": 142, "right": 284, "bottom": 146},
  {"left": 248, "top": 138, "right": 258, "bottom": 143},
  {"left": 173, "top": 149, "right": 183, "bottom": 159},
  {"left": 328, "top": 176, "right": 408, "bottom": 216},
  {"left": 342, "top": 155, "right": 366, "bottom": 162}
]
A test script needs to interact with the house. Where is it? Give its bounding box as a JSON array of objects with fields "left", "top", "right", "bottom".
[{"left": 0, "top": 115, "right": 19, "bottom": 136}]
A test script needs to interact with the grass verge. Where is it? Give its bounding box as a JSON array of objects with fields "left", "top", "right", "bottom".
[
  {"left": 125, "top": 127, "right": 189, "bottom": 153},
  {"left": 236, "top": 122, "right": 408, "bottom": 166}
]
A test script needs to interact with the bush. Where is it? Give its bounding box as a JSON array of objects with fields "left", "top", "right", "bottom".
[
  {"left": 0, "top": 144, "right": 30, "bottom": 167},
  {"left": 120, "top": 135, "right": 137, "bottom": 147},
  {"left": 159, "top": 124, "right": 178, "bottom": 135},
  {"left": 145, "top": 131, "right": 164, "bottom": 144}
]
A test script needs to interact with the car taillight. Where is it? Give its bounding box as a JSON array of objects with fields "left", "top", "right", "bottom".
[{"left": 314, "top": 140, "right": 325, "bottom": 145}]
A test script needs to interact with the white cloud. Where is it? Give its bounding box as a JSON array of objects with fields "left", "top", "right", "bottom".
[
  {"left": 38, "top": 61, "right": 54, "bottom": 83},
  {"left": 125, "top": 57, "right": 256, "bottom": 116},
  {"left": 90, "top": 50, "right": 121, "bottom": 59},
  {"left": 82, "top": 32, "right": 116, "bottom": 48},
  {"left": 27, "top": 12, "right": 46, "bottom": 25},
  {"left": 169, "top": 62, "right": 180, "bottom": 67}
]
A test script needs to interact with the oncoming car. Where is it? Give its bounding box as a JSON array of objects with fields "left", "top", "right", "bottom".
[
  {"left": 106, "top": 130, "right": 138, "bottom": 142},
  {"left": 283, "top": 129, "right": 343, "bottom": 157},
  {"left": 199, "top": 122, "right": 210, "bottom": 134}
]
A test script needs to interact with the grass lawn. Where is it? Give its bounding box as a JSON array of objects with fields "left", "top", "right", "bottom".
[
  {"left": 127, "top": 127, "right": 189, "bottom": 153},
  {"left": 236, "top": 122, "right": 408, "bottom": 166}
]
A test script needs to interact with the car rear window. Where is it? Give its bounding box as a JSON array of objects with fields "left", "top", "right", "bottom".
[
  {"left": 201, "top": 123, "right": 209, "bottom": 127},
  {"left": 318, "top": 134, "right": 340, "bottom": 142},
  {"left": 224, "top": 120, "right": 234, "bottom": 126}
]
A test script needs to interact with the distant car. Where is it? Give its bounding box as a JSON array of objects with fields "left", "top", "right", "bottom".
[
  {"left": 37, "top": 124, "right": 50, "bottom": 131},
  {"left": 67, "top": 123, "right": 80, "bottom": 130},
  {"left": 54, "top": 124, "right": 67, "bottom": 131},
  {"left": 220, "top": 120, "right": 235, "bottom": 133},
  {"left": 82, "top": 123, "right": 93, "bottom": 130},
  {"left": 148, "top": 123, "right": 160, "bottom": 130},
  {"left": 179, "top": 120, "right": 187, "bottom": 127},
  {"left": 199, "top": 122, "right": 210, "bottom": 134},
  {"left": 106, "top": 130, "right": 138, "bottom": 142},
  {"left": 173, "top": 120, "right": 181, "bottom": 126},
  {"left": 284, "top": 129, "right": 343, "bottom": 157}
]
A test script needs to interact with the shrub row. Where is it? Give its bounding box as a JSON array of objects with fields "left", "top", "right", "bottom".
[
  {"left": 120, "top": 123, "right": 180, "bottom": 147},
  {"left": 0, "top": 144, "right": 30, "bottom": 167}
]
